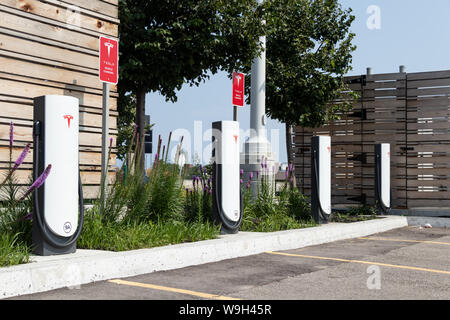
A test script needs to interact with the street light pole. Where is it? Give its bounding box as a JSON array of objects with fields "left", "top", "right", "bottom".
[{"left": 241, "top": 0, "right": 275, "bottom": 194}]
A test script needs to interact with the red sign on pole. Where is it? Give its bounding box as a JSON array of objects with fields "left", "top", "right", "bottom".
[
  {"left": 99, "top": 36, "right": 118, "bottom": 84},
  {"left": 232, "top": 72, "right": 245, "bottom": 107}
]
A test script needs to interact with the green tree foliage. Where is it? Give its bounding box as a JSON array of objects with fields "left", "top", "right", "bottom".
[
  {"left": 246, "top": 0, "right": 356, "bottom": 164},
  {"left": 264, "top": 0, "right": 356, "bottom": 126},
  {"left": 118, "top": 0, "right": 265, "bottom": 160},
  {"left": 116, "top": 87, "right": 136, "bottom": 161}
]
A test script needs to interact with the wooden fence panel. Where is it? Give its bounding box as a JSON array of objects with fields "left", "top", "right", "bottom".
[
  {"left": 294, "top": 70, "right": 450, "bottom": 209},
  {"left": 0, "top": 0, "right": 119, "bottom": 199}
]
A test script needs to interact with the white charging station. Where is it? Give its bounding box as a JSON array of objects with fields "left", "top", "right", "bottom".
[
  {"left": 311, "top": 136, "right": 332, "bottom": 223},
  {"left": 32, "top": 95, "right": 84, "bottom": 256},
  {"left": 375, "top": 143, "right": 391, "bottom": 213},
  {"left": 211, "top": 121, "right": 243, "bottom": 233}
]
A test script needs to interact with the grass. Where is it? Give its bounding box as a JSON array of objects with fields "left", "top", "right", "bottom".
[
  {"left": 0, "top": 123, "right": 36, "bottom": 267},
  {"left": 0, "top": 233, "right": 30, "bottom": 267},
  {"left": 239, "top": 162, "right": 317, "bottom": 232},
  {"left": 241, "top": 212, "right": 316, "bottom": 232},
  {"left": 78, "top": 133, "right": 220, "bottom": 252},
  {"left": 331, "top": 205, "right": 379, "bottom": 223},
  {"left": 78, "top": 209, "right": 220, "bottom": 252}
]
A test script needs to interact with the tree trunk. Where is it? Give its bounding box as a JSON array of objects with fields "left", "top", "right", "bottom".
[
  {"left": 285, "top": 122, "right": 293, "bottom": 166},
  {"left": 135, "top": 88, "right": 146, "bottom": 172},
  {"left": 285, "top": 122, "right": 296, "bottom": 188}
]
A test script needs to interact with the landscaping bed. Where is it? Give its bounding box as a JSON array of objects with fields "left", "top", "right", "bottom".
[{"left": 0, "top": 131, "right": 378, "bottom": 267}]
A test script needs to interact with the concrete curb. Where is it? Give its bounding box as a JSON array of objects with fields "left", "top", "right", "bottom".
[
  {"left": 0, "top": 216, "right": 407, "bottom": 299},
  {"left": 406, "top": 216, "right": 450, "bottom": 228}
]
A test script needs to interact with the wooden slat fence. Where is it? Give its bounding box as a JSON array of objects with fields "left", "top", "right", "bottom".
[
  {"left": 294, "top": 70, "right": 450, "bottom": 209},
  {"left": 0, "top": 0, "right": 119, "bottom": 199}
]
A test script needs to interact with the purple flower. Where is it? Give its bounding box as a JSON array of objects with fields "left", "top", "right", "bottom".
[
  {"left": 9, "top": 122, "right": 13, "bottom": 147},
  {"left": 289, "top": 177, "right": 294, "bottom": 184},
  {"left": 109, "top": 137, "right": 113, "bottom": 148},
  {"left": 240, "top": 169, "right": 244, "bottom": 176},
  {"left": 288, "top": 163, "right": 293, "bottom": 173},
  {"left": 155, "top": 153, "right": 159, "bottom": 161},
  {"left": 261, "top": 156, "right": 266, "bottom": 169},
  {"left": 208, "top": 189, "right": 212, "bottom": 194},
  {"left": 0, "top": 143, "right": 31, "bottom": 186},
  {"left": 249, "top": 172, "right": 253, "bottom": 180},
  {"left": 20, "top": 164, "right": 52, "bottom": 200},
  {"left": 13, "top": 144, "right": 30, "bottom": 171},
  {"left": 240, "top": 179, "right": 243, "bottom": 184},
  {"left": 246, "top": 181, "right": 251, "bottom": 189},
  {"left": 256, "top": 170, "right": 260, "bottom": 178},
  {"left": 285, "top": 170, "right": 289, "bottom": 179}
]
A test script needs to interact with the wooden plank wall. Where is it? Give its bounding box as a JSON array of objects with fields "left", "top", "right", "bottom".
[
  {"left": 0, "top": 0, "right": 119, "bottom": 199},
  {"left": 294, "top": 70, "right": 450, "bottom": 209}
]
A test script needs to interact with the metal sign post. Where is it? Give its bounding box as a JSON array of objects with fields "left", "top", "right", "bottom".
[{"left": 99, "top": 36, "right": 118, "bottom": 211}]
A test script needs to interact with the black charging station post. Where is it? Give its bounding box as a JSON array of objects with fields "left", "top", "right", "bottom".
[
  {"left": 32, "top": 95, "right": 84, "bottom": 256},
  {"left": 211, "top": 121, "right": 243, "bottom": 234},
  {"left": 311, "top": 136, "right": 332, "bottom": 224},
  {"left": 374, "top": 143, "right": 391, "bottom": 214}
]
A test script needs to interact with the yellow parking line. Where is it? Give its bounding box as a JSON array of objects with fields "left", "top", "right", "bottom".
[
  {"left": 108, "top": 279, "right": 241, "bottom": 300},
  {"left": 265, "top": 251, "right": 450, "bottom": 275},
  {"left": 358, "top": 237, "right": 450, "bottom": 246}
]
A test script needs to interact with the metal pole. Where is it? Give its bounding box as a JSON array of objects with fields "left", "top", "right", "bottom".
[
  {"left": 250, "top": 31, "right": 266, "bottom": 139},
  {"left": 100, "top": 82, "right": 110, "bottom": 210},
  {"left": 233, "top": 105, "right": 238, "bottom": 122},
  {"left": 241, "top": 0, "right": 274, "bottom": 197}
]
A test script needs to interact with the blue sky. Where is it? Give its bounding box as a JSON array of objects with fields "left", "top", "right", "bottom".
[{"left": 145, "top": 0, "right": 450, "bottom": 166}]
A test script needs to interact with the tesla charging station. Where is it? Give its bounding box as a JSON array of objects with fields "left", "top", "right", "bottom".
[
  {"left": 311, "top": 136, "right": 332, "bottom": 224},
  {"left": 375, "top": 143, "right": 391, "bottom": 213},
  {"left": 32, "top": 95, "right": 84, "bottom": 256},
  {"left": 212, "top": 121, "right": 243, "bottom": 234}
]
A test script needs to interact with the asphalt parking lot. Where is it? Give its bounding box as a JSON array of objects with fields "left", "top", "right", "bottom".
[{"left": 12, "top": 226, "right": 450, "bottom": 300}]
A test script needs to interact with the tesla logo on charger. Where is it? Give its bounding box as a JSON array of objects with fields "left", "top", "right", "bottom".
[
  {"left": 327, "top": 146, "right": 331, "bottom": 153},
  {"left": 64, "top": 115, "right": 74, "bottom": 128},
  {"left": 233, "top": 135, "right": 238, "bottom": 144}
]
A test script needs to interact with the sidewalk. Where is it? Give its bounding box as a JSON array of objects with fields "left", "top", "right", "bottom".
[{"left": 1, "top": 216, "right": 408, "bottom": 299}]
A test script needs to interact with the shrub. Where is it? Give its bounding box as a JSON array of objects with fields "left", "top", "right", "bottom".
[
  {"left": 347, "top": 204, "right": 377, "bottom": 216},
  {"left": 241, "top": 158, "right": 315, "bottom": 232},
  {"left": 79, "top": 131, "right": 220, "bottom": 251},
  {"left": 184, "top": 166, "right": 213, "bottom": 223},
  {"left": 144, "top": 160, "right": 184, "bottom": 223},
  {"left": 0, "top": 122, "right": 52, "bottom": 266}
]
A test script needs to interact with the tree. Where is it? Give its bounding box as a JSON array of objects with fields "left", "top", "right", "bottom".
[
  {"left": 118, "top": 0, "right": 265, "bottom": 165},
  {"left": 246, "top": 0, "right": 356, "bottom": 166},
  {"left": 116, "top": 87, "right": 135, "bottom": 161}
]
